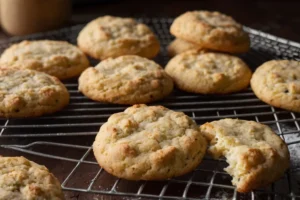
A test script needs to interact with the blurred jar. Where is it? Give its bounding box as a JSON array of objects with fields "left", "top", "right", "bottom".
[{"left": 0, "top": 0, "right": 71, "bottom": 35}]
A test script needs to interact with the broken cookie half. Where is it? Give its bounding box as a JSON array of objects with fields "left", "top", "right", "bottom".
[{"left": 200, "top": 118, "right": 290, "bottom": 193}]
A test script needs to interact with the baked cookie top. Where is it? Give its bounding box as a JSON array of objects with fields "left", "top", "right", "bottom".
[
  {"left": 78, "top": 55, "right": 173, "bottom": 104},
  {"left": 77, "top": 16, "right": 160, "bottom": 60},
  {"left": 200, "top": 118, "right": 290, "bottom": 193},
  {"left": 251, "top": 60, "right": 300, "bottom": 112},
  {"left": 0, "top": 156, "right": 65, "bottom": 200},
  {"left": 167, "top": 38, "right": 202, "bottom": 57},
  {"left": 165, "top": 50, "right": 252, "bottom": 94},
  {"left": 0, "top": 68, "right": 69, "bottom": 118},
  {"left": 170, "top": 11, "right": 250, "bottom": 53},
  {"left": 93, "top": 104, "right": 207, "bottom": 180},
  {"left": 0, "top": 40, "right": 89, "bottom": 80}
]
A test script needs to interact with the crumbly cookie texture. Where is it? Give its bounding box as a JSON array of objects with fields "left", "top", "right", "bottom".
[
  {"left": 200, "top": 118, "right": 290, "bottom": 193},
  {"left": 0, "top": 68, "right": 69, "bottom": 118},
  {"left": 0, "top": 40, "right": 89, "bottom": 80},
  {"left": 170, "top": 11, "right": 250, "bottom": 53},
  {"left": 167, "top": 38, "right": 202, "bottom": 57},
  {"left": 77, "top": 16, "right": 160, "bottom": 60},
  {"left": 0, "top": 156, "right": 65, "bottom": 200},
  {"left": 93, "top": 104, "right": 207, "bottom": 180},
  {"left": 165, "top": 50, "right": 252, "bottom": 94},
  {"left": 251, "top": 60, "right": 300, "bottom": 112},
  {"left": 78, "top": 55, "right": 173, "bottom": 104}
]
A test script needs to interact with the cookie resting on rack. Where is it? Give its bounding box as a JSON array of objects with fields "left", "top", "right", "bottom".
[
  {"left": 0, "top": 68, "right": 69, "bottom": 118},
  {"left": 78, "top": 55, "right": 173, "bottom": 104},
  {"left": 77, "top": 15, "right": 160, "bottom": 60},
  {"left": 0, "top": 40, "right": 89, "bottom": 80},
  {"left": 167, "top": 38, "right": 203, "bottom": 57},
  {"left": 0, "top": 156, "right": 65, "bottom": 200},
  {"left": 251, "top": 60, "right": 300, "bottom": 112},
  {"left": 170, "top": 11, "right": 250, "bottom": 53},
  {"left": 165, "top": 50, "right": 252, "bottom": 94},
  {"left": 200, "top": 118, "right": 290, "bottom": 193},
  {"left": 93, "top": 104, "right": 207, "bottom": 180}
]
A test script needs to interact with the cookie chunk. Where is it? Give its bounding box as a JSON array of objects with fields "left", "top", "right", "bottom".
[
  {"left": 93, "top": 104, "right": 207, "bottom": 180},
  {"left": 170, "top": 11, "right": 250, "bottom": 53},
  {"left": 0, "top": 68, "right": 69, "bottom": 118},
  {"left": 0, "top": 40, "right": 89, "bottom": 80},
  {"left": 200, "top": 118, "right": 290, "bottom": 193},
  {"left": 78, "top": 55, "right": 173, "bottom": 104},
  {"left": 251, "top": 60, "right": 300, "bottom": 112},
  {"left": 0, "top": 156, "right": 65, "bottom": 200},
  {"left": 167, "top": 38, "right": 202, "bottom": 57},
  {"left": 77, "top": 16, "right": 160, "bottom": 60},
  {"left": 165, "top": 50, "right": 252, "bottom": 94}
]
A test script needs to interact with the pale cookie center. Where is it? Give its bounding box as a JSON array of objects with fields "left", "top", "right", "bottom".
[{"left": 197, "top": 13, "right": 239, "bottom": 27}]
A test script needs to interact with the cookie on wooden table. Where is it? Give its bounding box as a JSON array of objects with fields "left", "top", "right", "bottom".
[
  {"left": 0, "top": 40, "right": 89, "bottom": 80},
  {"left": 251, "top": 60, "right": 300, "bottom": 112},
  {"left": 0, "top": 68, "right": 69, "bottom": 118},
  {"left": 93, "top": 104, "right": 207, "bottom": 180},
  {"left": 165, "top": 50, "right": 252, "bottom": 94},
  {"left": 78, "top": 55, "right": 173, "bottom": 104},
  {"left": 200, "top": 118, "right": 290, "bottom": 193},
  {"left": 0, "top": 156, "right": 65, "bottom": 200},
  {"left": 167, "top": 38, "right": 203, "bottom": 57},
  {"left": 170, "top": 11, "right": 250, "bottom": 53},
  {"left": 77, "top": 16, "right": 160, "bottom": 60}
]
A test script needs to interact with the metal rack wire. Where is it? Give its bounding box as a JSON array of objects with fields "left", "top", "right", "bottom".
[{"left": 0, "top": 18, "right": 300, "bottom": 199}]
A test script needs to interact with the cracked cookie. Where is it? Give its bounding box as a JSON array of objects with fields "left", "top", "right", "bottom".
[
  {"left": 200, "top": 118, "right": 289, "bottom": 193},
  {"left": 0, "top": 40, "right": 89, "bottom": 80},
  {"left": 93, "top": 104, "right": 207, "bottom": 180},
  {"left": 78, "top": 55, "right": 173, "bottom": 104},
  {"left": 77, "top": 16, "right": 160, "bottom": 60},
  {"left": 0, "top": 156, "right": 65, "bottom": 200},
  {"left": 251, "top": 60, "right": 300, "bottom": 112},
  {"left": 165, "top": 50, "right": 252, "bottom": 94},
  {"left": 0, "top": 68, "right": 69, "bottom": 118},
  {"left": 170, "top": 11, "right": 250, "bottom": 53}
]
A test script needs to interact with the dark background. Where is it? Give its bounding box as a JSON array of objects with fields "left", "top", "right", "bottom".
[{"left": 70, "top": 0, "right": 300, "bottom": 42}]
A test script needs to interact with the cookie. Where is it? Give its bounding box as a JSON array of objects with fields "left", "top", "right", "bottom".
[
  {"left": 77, "top": 16, "right": 160, "bottom": 60},
  {"left": 78, "top": 55, "right": 173, "bottom": 104},
  {"left": 167, "top": 38, "right": 202, "bottom": 57},
  {"left": 0, "top": 40, "right": 89, "bottom": 80},
  {"left": 0, "top": 156, "right": 65, "bottom": 200},
  {"left": 93, "top": 104, "right": 207, "bottom": 180},
  {"left": 200, "top": 118, "right": 290, "bottom": 193},
  {"left": 0, "top": 68, "right": 69, "bottom": 118},
  {"left": 170, "top": 11, "right": 250, "bottom": 53},
  {"left": 251, "top": 60, "right": 300, "bottom": 112},
  {"left": 165, "top": 50, "right": 252, "bottom": 94}
]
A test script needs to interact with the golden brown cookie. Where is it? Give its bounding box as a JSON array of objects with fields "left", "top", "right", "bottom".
[
  {"left": 170, "top": 11, "right": 250, "bottom": 53},
  {"left": 251, "top": 60, "right": 300, "bottom": 112},
  {"left": 0, "top": 156, "right": 65, "bottom": 200},
  {"left": 93, "top": 104, "right": 207, "bottom": 180},
  {"left": 165, "top": 50, "right": 252, "bottom": 94},
  {"left": 0, "top": 68, "right": 69, "bottom": 118},
  {"left": 77, "top": 16, "right": 160, "bottom": 60},
  {"left": 78, "top": 55, "right": 173, "bottom": 104},
  {"left": 167, "top": 38, "right": 202, "bottom": 57},
  {"left": 0, "top": 40, "right": 89, "bottom": 80},
  {"left": 200, "top": 118, "right": 290, "bottom": 193}
]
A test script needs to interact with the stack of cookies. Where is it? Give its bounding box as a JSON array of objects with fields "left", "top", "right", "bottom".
[{"left": 168, "top": 11, "right": 250, "bottom": 57}]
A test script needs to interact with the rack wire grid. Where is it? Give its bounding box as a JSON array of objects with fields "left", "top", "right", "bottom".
[{"left": 0, "top": 18, "right": 300, "bottom": 200}]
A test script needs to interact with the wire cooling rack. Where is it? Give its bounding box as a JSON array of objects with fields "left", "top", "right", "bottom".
[{"left": 0, "top": 18, "right": 300, "bottom": 200}]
